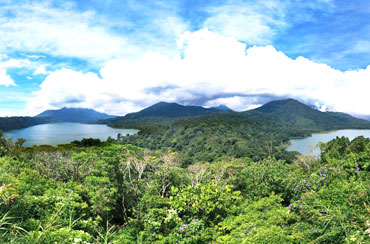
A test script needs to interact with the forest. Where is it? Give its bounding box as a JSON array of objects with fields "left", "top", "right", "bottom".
[
  {"left": 113, "top": 113, "right": 305, "bottom": 164},
  {"left": 0, "top": 117, "right": 51, "bottom": 132},
  {"left": 104, "top": 99, "right": 370, "bottom": 165},
  {"left": 1, "top": 126, "right": 370, "bottom": 243}
]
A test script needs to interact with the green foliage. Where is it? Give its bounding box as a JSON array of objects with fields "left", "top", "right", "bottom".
[
  {"left": 104, "top": 99, "right": 370, "bottom": 165},
  {"left": 0, "top": 117, "right": 50, "bottom": 131},
  {"left": 170, "top": 182, "right": 241, "bottom": 223},
  {"left": 244, "top": 98, "right": 370, "bottom": 131},
  {"left": 0, "top": 135, "right": 370, "bottom": 243},
  {"left": 216, "top": 195, "right": 298, "bottom": 243},
  {"left": 116, "top": 113, "right": 306, "bottom": 164},
  {"left": 234, "top": 159, "right": 300, "bottom": 201}
]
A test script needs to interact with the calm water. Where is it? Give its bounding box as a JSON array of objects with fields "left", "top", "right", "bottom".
[
  {"left": 286, "top": 129, "right": 370, "bottom": 156},
  {"left": 4, "top": 123, "right": 138, "bottom": 146}
]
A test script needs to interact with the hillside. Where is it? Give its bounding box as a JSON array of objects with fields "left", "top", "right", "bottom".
[
  {"left": 117, "top": 112, "right": 304, "bottom": 163},
  {"left": 100, "top": 98, "right": 370, "bottom": 163},
  {"left": 124, "top": 102, "right": 217, "bottom": 119},
  {"left": 243, "top": 98, "right": 370, "bottom": 131},
  {"left": 103, "top": 99, "right": 370, "bottom": 133},
  {"left": 212, "top": 104, "right": 233, "bottom": 111},
  {"left": 36, "top": 107, "right": 116, "bottom": 123},
  {"left": 0, "top": 116, "right": 51, "bottom": 131},
  {"left": 100, "top": 102, "right": 222, "bottom": 131}
]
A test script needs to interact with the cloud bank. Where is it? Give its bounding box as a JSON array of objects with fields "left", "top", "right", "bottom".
[{"left": 26, "top": 29, "right": 370, "bottom": 117}]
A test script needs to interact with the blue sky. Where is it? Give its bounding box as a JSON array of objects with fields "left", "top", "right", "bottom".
[{"left": 0, "top": 0, "right": 369, "bottom": 116}]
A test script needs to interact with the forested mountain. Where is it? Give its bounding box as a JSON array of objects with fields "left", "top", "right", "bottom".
[
  {"left": 124, "top": 102, "right": 217, "bottom": 119},
  {"left": 243, "top": 98, "right": 370, "bottom": 131},
  {"left": 103, "top": 99, "right": 370, "bottom": 132},
  {"left": 99, "top": 98, "right": 370, "bottom": 164},
  {"left": 116, "top": 113, "right": 304, "bottom": 164},
  {"left": 36, "top": 107, "right": 116, "bottom": 123},
  {"left": 0, "top": 116, "right": 51, "bottom": 131},
  {"left": 212, "top": 104, "right": 233, "bottom": 111},
  {"left": 351, "top": 114, "right": 370, "bottom": 122},
  {"left": 100, "top": 102, "right": 222, "bottom": 134}
]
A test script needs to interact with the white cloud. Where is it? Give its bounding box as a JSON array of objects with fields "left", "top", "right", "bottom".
[
  {"left": 0, "top": 110, "right": 15, "bottom": 117},
  {"left": 0, "top": 68, "right": 16, "bottom": 86},
  {"left": 0, "top": 2, "right": 143, "bottom": 63},
  {"left": 0, "top": 2, "right": 190, "bottom": 64},
  {"left": 0, "top": 58, "right": 30, "bottom": 68},
  {"left": 203, "top": 1, "right": 287, "bottom": 45},
  {"left": 204, "top": 96, "right": 263, "bottom": 111},
  {"left": 34, "top": 65, "right": 48, "bottom": 75},
  {"left": 26, "top": 29, "right": 370, "bottom": 116}
]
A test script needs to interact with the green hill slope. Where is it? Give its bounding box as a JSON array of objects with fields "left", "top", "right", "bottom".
[
  {"left": 36, "top": 107, "right": 116, "bottom": 123},
  {"left": 0, "top": 116, "right": 51, "bottom": 131},
  {"left": 243, "top": 99, "right": 370, "bottom": 131},
  {"left": 123, "top": 102, "right": 217, "bottom": 119}
]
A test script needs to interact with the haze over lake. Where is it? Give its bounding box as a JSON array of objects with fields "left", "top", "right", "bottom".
[
  {"left": 287, "top": 129, "right": 370, "bottom": 156},
  {"left": 4, "top": 123, "right": 138, "bottom": 146}
]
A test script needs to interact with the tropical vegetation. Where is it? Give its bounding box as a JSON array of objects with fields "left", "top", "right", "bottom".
[
  {"left": 1, "top": 130, "right": 370, "bottom": 243},
  {"left": 1, "top": 99, "right": 370, "bottom": 243}
]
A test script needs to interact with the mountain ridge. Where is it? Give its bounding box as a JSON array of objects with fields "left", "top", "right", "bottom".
[
  {"left": 243, "top": 99, "right": 370, "bottom": 131},
  {"left": 99, "top": 98, "right": 370, "bottom": 133},
  {"left": 36, "top": 107, "right": 116, "bottom": 123},
  {"left": 212, "top": 104, "right": 233, "bottom": 111},
  {"left": 0, "top": 116, "right": 51, "bottom": 132},
  {"left": 122, "top": 102, "right": 219, "bottom": 119}
]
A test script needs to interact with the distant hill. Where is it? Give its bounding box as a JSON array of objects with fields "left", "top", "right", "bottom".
[
  {"left": 123, "top": 102, "right": 218, "bottom": 119},
  {"left": 98, "top": 102, "right": 223, "bottom": 131},
  {"left": 36, "top": 107, "right": 116, "bottom": 123},
  {"left": 0, "top": 116, "right": 51, "bottom": 131},
  {"left": 356, "top": 115, "right": 370, "bottom": 121},
  {"left": 98, "top": 98, "right": 370, "bottom": 162},
  {"left": 99, "top": 98, "right": 370, "bottom": 134},
  {"left": 243, "top": 98, "right": 370, "bottom": 131},
  {"left": 212, "top": 105, "right": 233, "bottom": 111}
]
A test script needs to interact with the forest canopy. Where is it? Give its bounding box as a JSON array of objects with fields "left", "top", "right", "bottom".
[{"left": 1, "top": 131, "right": 370, "bottom": 243}]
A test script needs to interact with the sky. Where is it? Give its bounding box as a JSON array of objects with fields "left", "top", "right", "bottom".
[{"left": 0, "top": 0, "right": 370, "bottom": 117}]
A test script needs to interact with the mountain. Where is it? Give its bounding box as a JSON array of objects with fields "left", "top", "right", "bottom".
[
  {"left": 36, "top": 107, "right": 116, "bottom": 123},
  {"left": 123, "top": 102, "right": 218, "bottom": 119},
  {"left": 98, "top": 102, "right": 225, "bottom": 131},
  {"left": 355, "top": 115, "right": 370, "bottom": 121},
  {"left": 243, "top": 98, "right": 370, "bottom": 131},
  {"left": 100, "top": 98, "right": 370, "bottom": 133},
  {"left": 0, "top": 116, "right": 51, "bottom": 131},
  {"left": 212, "top": 104, "right": 233, "bottom": 111}
]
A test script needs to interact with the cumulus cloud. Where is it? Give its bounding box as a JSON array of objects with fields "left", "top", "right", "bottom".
[
  {"left": 27, "top": 29, "right": 370, "bottom": 116},
  {"left": 0, "top": 69, "right": 15, "bottom": 86}
]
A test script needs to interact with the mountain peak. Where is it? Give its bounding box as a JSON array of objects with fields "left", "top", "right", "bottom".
[
  {"left": 244, "top": 98, "right": 370, "bottom": 130},
  {"left": 36, "top": 107, "right": 116, "bottom": 123},
  {"left": 253, "top": 99, "right": 310, "bottom": 113},
  {"left": 212, "top": 104, "right": 233, "bottom": 111},
  {"left": 124, "top": 102, "right": 217, "bottom": 119}
]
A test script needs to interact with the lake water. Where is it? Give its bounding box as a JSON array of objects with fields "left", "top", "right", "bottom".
[
  {"left": 286, "top": 129, "right": 370, "bottom": 156},
  {"left": 4, "top": 123, "right": 138, "bottom": 147}
]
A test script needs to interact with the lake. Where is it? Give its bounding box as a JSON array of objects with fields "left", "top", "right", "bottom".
[
  {"left": 4, "top": 123, "right": 138, "bottom": 147},
  {"left": 286, "top": 129, "right": 370, "bottom": 156}
]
